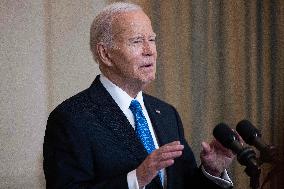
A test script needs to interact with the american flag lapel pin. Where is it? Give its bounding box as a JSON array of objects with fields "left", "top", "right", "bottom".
[{"left": 155, "top": 109, "right": 161, "bottom": 114}]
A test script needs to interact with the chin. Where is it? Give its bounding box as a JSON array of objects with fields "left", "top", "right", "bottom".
[{"left": 141, "top": 74, "right": 156, "bottom": 85}]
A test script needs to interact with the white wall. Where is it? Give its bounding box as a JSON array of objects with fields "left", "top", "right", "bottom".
[
  {"left": 46, "top": 0, "right": 106, "bottom": 111},
  {"left": 0, "top": 0, "right": 105, "bottom": 188}
]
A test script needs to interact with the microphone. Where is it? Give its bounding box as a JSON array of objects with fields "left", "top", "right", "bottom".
[
  {"left": 213, "top": 123, "right": 258, "bottom": 169},
  {"left": 236, "top": 120, "right": 278, "bottom": 163}
]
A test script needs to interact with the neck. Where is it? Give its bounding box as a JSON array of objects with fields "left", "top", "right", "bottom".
[{"left": 102, "top": 72, "right": 146, "bottom": 98}]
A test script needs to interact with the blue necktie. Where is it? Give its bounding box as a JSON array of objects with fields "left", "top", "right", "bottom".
[{"left": 129, "top": 100, "right": 163, "bottom": 185}]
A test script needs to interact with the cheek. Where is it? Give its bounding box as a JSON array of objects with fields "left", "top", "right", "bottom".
[
  {"left": 118, "top": 55, "right": 138, "bottom": 74},
  {"left": 129, "top": 47, "right": 142, "bottom": 55},
  {"left": 124, "top": 47, "right": 141, "bottom": 59},
  {"left": 124, "top": 50, "right": 142, "bottom": 67}
]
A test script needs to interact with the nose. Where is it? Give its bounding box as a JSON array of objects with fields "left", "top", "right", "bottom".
[{"left": 142, "top": 41, "right": 156, "bottom": 56}]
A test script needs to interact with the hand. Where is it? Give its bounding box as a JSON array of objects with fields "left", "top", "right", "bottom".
[
  {"left": 200, "top": 139, "right": 235, "bottom": 177},
  {"left": 136, "top": 141, "right": 184, "bottom": 188}
]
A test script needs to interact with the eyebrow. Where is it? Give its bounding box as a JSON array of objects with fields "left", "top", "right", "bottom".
[
  {"left": 129, "top": 36, "right": 144, "bottom": 41},
  {"left": 128, "top": 33, "right": 157, "bottom": 41}
]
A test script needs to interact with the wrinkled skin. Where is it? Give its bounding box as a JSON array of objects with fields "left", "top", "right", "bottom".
[
  {"left": 136, "top": 141, "right": 183, "bottom": 187},
  {"left": 200, "top": 140, "right": 235, "bottom": 177},
  {"left": 97, "top": 9, "right": 236, "bottom": 188},
  {"left": 98, "top": 10, "right": 157, "bottom": 98}
]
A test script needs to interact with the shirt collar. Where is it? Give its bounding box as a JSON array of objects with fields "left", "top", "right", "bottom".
[{"left": 100, "top": 74, "right": 144, "bottom": 112}]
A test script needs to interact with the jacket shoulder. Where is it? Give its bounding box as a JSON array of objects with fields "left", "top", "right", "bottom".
[
  {"left": 49, "top": 87, "right": 94, "bottom": 118},
  {"left": 143, "top": 93, "right": 176, "bottom": 110}
]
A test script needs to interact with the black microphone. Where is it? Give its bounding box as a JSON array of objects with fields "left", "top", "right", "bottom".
[
  {"left": 236, "top": 120, "right": 278, "bottom": 163},
  {"left": 213, "top": 123, "right": 258, "bottom": 169}
]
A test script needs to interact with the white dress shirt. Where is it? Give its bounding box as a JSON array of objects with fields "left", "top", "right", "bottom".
[
  {"left": 100, "top": 74, "right": 166, "bottom": 189},
  {"left": 99, "top": 74, "right": 233, "bottom": 189}
]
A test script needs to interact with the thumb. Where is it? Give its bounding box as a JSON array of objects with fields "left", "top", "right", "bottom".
[{"left": 201, "top": 141, "right": 211, "bottom": 155}]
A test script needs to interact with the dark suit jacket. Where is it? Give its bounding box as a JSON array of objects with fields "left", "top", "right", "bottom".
[{"left": 43, "top": 75, "right": 228, "bottom": 189}]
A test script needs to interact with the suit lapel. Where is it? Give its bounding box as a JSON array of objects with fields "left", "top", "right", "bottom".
[
  {"left": 143, "top": 95, "right": 168, "bottom": 189},
  {"left": 143, "top": 95, "right": 173, "bottom": 147},
  {"left": 144, "top": 94, "right": 178, "bottom": 189},
  {"left": 88, "top": 76, "right": 148, "bottom": 163},
  {"left": 88, "top": 78, "right": 164, "bottom": 189}
]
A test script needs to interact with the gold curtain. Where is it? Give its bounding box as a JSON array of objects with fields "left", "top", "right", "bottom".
[{"left": 111, "top": 0, "right": 284, "bottom": 188}]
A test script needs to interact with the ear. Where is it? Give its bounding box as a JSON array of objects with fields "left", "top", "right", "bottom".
[{"left": 96, "top": 43, "right": 113, "bottom": 67}]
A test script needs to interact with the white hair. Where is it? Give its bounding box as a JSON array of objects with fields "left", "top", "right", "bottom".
[{"left": 90, "top": 2, "right": 142, "bottom": 63}]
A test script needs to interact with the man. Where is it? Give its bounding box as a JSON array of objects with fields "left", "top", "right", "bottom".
[{"left": 43, "top": 2, "right": 234, "bottom": 189}]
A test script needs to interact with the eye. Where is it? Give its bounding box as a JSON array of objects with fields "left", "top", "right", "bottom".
[{"left": 149, "top": 37, "right": 156, "bottom": 42}]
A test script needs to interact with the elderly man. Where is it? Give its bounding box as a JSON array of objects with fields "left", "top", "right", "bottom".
[{"left": 43, "top": 2, "right": 234, "bottom": 189}]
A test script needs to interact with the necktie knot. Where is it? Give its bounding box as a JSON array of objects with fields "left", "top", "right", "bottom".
[{"left": 129, "top": 100, "right": 142, "bottom": 114}]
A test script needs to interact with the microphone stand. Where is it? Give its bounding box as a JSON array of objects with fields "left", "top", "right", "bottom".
[
  {"left": 237, "top": 147, "right": 261, "bottom": 189},
  {"left": 258, "top": 145, "right": 280, "bottom": 189},
  {"left": 244, "top": 165, "right": 261, "bottom": 189},
  {"left": 245, "top": 144, "right": 279, "bottom": 189}
]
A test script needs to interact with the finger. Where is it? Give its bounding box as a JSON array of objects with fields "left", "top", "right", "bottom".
[
  {"left": 151, "top": 148, "right": 182, "bottom": 162},
  {"left": 165, "top": 141, "right": 181, "bottom": 146},
  {"left": 158, "top": 143, "right": 184, "bottom": 153},
  {"left": 201, "top": 141, "right": 211, "bottom": 155},
  {"left": 156, "top": 159, "right": 175, "bottom": 170},
  {"left": 159, "top": 150, "right": 183, "bottom": 161}
]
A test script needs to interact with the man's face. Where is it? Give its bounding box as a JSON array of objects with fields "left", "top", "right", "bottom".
[{"left": 107, "top": 10, "right": 157, "bottom": 87}]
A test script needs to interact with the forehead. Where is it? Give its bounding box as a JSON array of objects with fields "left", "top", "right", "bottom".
[{"left": 111, "top": 10, "right": 154, "bottom": 38}]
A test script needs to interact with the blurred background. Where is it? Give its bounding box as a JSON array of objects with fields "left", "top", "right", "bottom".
[{"left": 0, "top": 0, "right": 283, "bottom": 188}]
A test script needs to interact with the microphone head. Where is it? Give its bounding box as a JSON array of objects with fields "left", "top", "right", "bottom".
[
  {"left": 213, "top": 123, "right": 238, "bottom": 149},
  {"left": 236, "top": 120, "right": 261, "bottom": 145}
]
